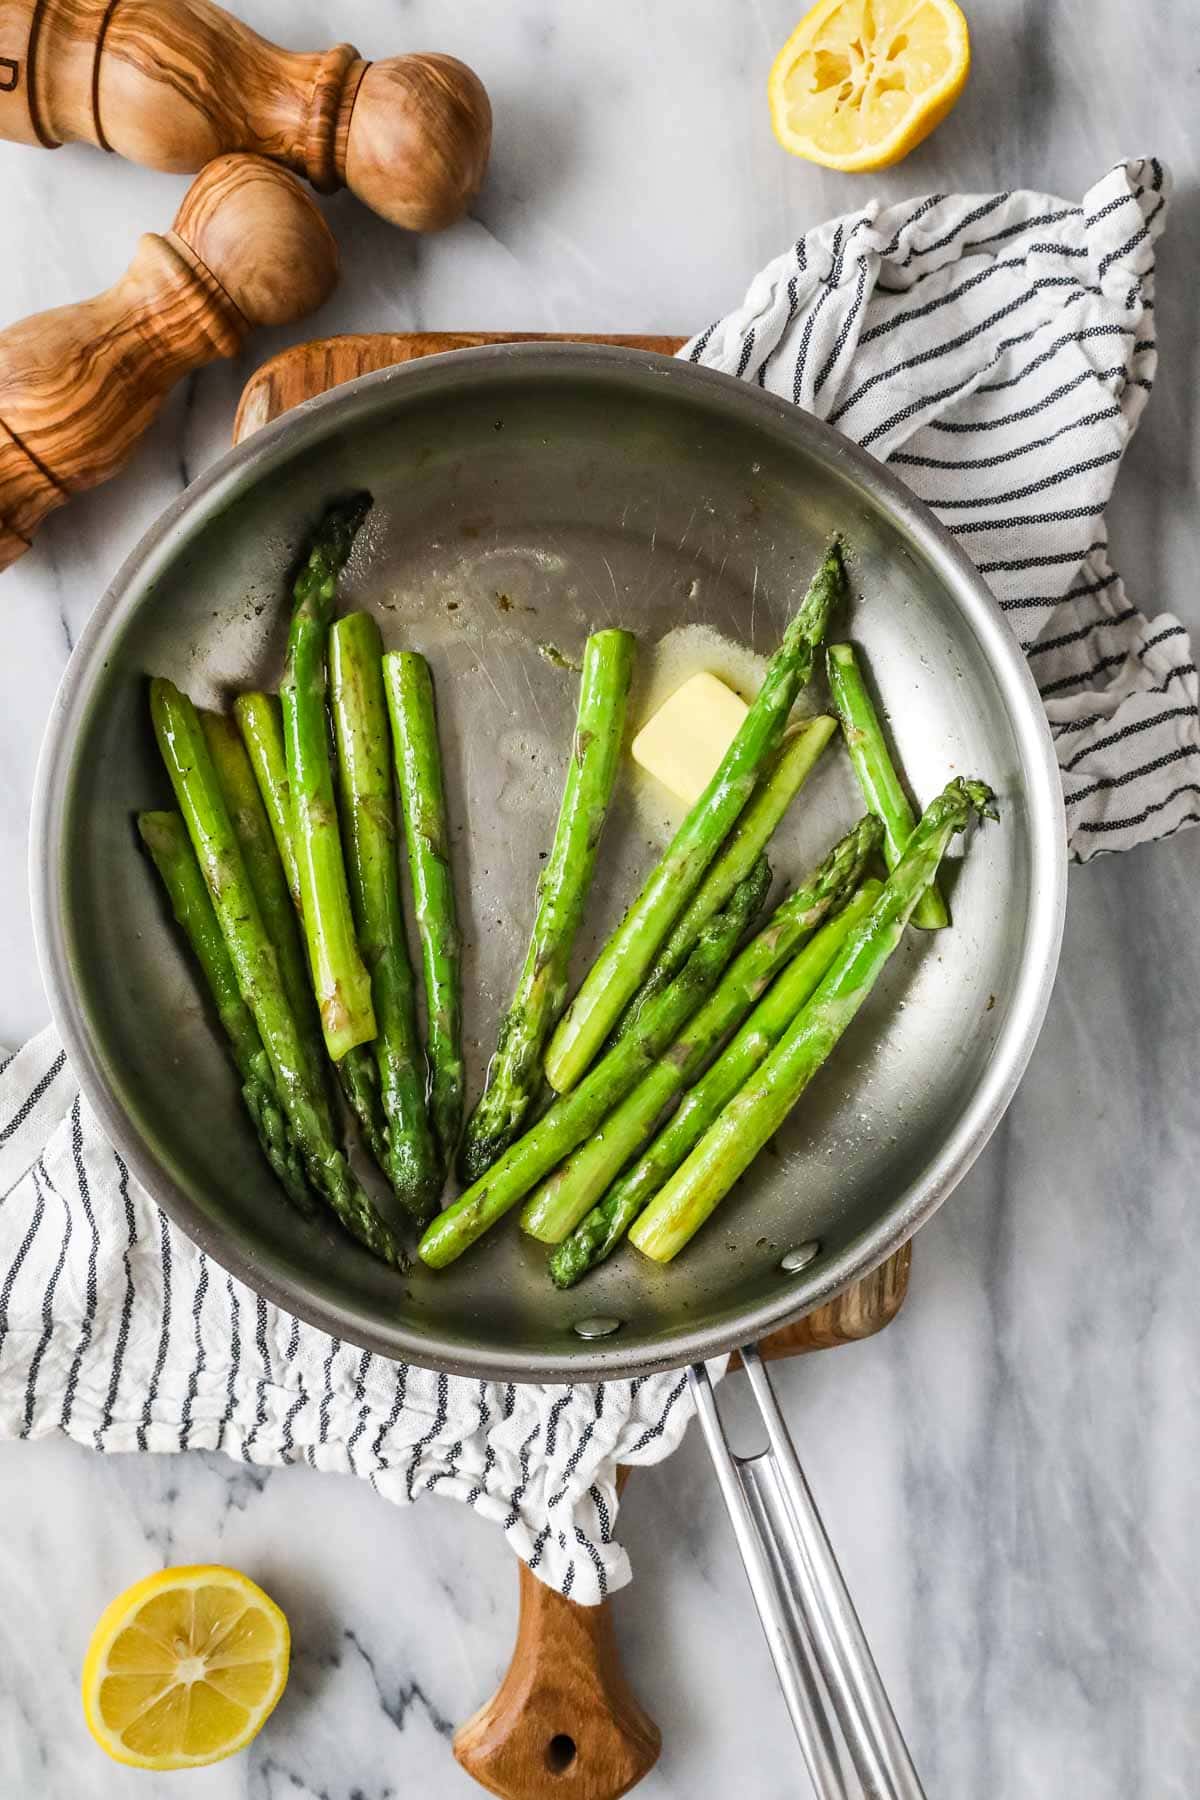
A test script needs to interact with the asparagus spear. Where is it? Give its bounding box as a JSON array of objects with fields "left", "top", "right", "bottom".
[
  {"left": 613, "top": 716, "right": 835, "bottom": 1040},
  {"left": 331, "top": 614, "right": 442, "bottom": 1222},
  {"left": 418, "top": 861, "right": 771, "bottom": 1270},
  {"left": 384, "top": 650, "right": 464, "bottom": 1170},
  {"left": 200, "top": 710, "right": 328, "bottom": 1094},
  {"left": 630, "top": 778, "right": 996, "bottom": 1263},
  {"left": 826, "top": 642, "right": 949, "bottom": 931},
  {"left": 231, "top": 687, "right": 392, "bottom": 1170},
  {"left": 336, "top": 1042, "right": 392, "bottom": 1170},
  {"left": 234, "top": 692, "right": 301, "bottom": 910},
  {"left": 549, "top": 878, "right": 882, "bottom": 1287},
  {"left": 522, "top": 816, "right": 881, "bottom": 1244},
  {"left": 149, "top": 677, "right": 407, "bottom": 1268},
  {"left": 545, "top": 541, "right": 845, "bottom": 1093},
  {"left": 459, "top": 628, "right": 636, "bottom": 1184},
  {"left": 138, "top": 810, "right": 314, "bottom": 1217},
  {"left": 281, "top": 495, "right": 377, "bottom": 1063}
]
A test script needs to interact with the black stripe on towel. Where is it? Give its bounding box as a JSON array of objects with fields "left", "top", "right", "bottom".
[
  {"left": 20, "top": 1159, "right": 72, "bottom": 1438},
  {"left": 926, "top": 365, "right": 1129, "bottom": 442},
  {"left": 830, "top": 287, "right": 1040, "bottom": 427},
  {"left": 1060, "top": 705, "right": 1196, "bottom": 772},
  {"left": 464, "top": 1382, "right": 496, "bottom": 1509},
  {"left": 0, "top": 1166, "right": 46, "bottom": 1357},
  {"left": 279, "top": 1378, "right": 308, "bottom": 1462},
  {"left": 1027, "top": 607, "right": 1138, "bottom": 657},
  {"left": 897, "top": 192, "right": 1009, "bottom": 268},
  {"left": 892, "top": 405, "right": 1121, "bottom": 473},
  {"left": 318, "top": 1335, "right": 342, "bottom": 1447},
  {"left": 1074, "top": 782, "right": 1200, "bottom": 836},
  {"left": 548, "top": 1385, "right": 607, "bottom": 1508},
  {"left": 502, "top": 1418, "right": 544, "bottom": 1531},
  {"left": 792, "top": 223, "right": 845, "bottom": 401},
  {"left": 179, "top": 1251, "right": 210, "bottom": 1452},
  {"left": 60, "top": 1099, "right": 100, "bottom": 1431},
  {"left": 589, "top": 1483, "right": 614, "bottom": 1543},
  {"left": 924, "top": 449, "right": 1122, "bottom": 511},
  {"left": 344, "top": 1349, "right": 376, "bottom": 1476},
  {"left": 217, "top": 1274, "right": 241, "bottom": 1453},
  {"left": 574, "top": 1523, "right": 609, "bottom": 1599},
  {"left": 0, "top": 1051, "right": 66, "bottom": 1146},
  {"left": 95, "top": 1152, "right": 138, "bottom": 1450},
  {"left": 813, "top": 252, "right": 868, "bottom": 396},
  {"left": 1066, "top": 743, "right": 1200, "bottom": 808},
  {"left": 952, "top": 499, "right": 1108, "bottom": 536},
  {"left": 626, "top": 1371, "right": 689, "bottom": 1455},
  {"left": 370, "top": 1364, "right": 408, "bottom": 1466},
  {"left": 406, "top": 1372, "right": 449, "bottom": 1501},
  {"left": 137, "top": 1209, "right": 173, "bottom": 1451},
  {"left": 241, "top": 1294, "right": 272, "bottom": 1462}
]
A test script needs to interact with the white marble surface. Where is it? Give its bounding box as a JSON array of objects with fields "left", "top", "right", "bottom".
[{"left": 1, "top": 2, "right": 1198, "bottom": 1795}]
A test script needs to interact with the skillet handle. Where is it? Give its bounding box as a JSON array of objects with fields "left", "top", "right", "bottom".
[
  {"left": 453, "top": 1544, "right": 661, "bottom": 1800},
  {"left": 689, "top": 1348, "right": 926, "bottom": 1800}
]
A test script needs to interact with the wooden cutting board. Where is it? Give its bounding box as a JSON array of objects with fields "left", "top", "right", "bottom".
[{"left": 234, "top": 330, "right": 913, "bottom": 1800}]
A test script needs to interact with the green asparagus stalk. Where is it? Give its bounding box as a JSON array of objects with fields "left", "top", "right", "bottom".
[
  {"left": 418, "top": 860, "right": 771, "bottom": 1270},
  {"left": 149, "top": 677, "right": 407, "bottom": 1268},
  {"left": 137, "top": 810, "right": 314, "bottom": 1217},
  {"left": 545, "top": 541, "right": 845, "bottom": 1093},
  {"left": 549, "top": 878, "right": 882, "bottom": 1287},
  {"left": 336, "top": 1044, "right": 391, "bottom": 1169},
  {"left": 460, "top": 628, "right": 636, "bottom": 1184},
  {"left": 234, "top": 692, "right": 301, "bottom": 911},
  {"left": 281, "top": 495, "right": 377, "bottom": 1063},
  {"left": 384, "top": 650, "right": 465, "bottom": 1170},
  {"left": 331, "top": 614, "right": 442, "bottom": 1222},
  {"left": 630, "top": 778, "right": 996, "bottom": 1263},
  {"left": 231, "top": 687, "right": 391, "bottom": 1171},
  {"left": 613, "top": 715, "right": 836, "bottom": 1040},
  {"left": 200, "top": 709, "right": 328, "bottom": 1095},
  {"left": 826, "top": 642, "right": 949, "bottom": 931},
  {"left": 522, "top": 816, "right": 881, "bottom": 1244}
]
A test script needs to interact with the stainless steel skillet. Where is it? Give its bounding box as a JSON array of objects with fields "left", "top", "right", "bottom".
[{"left": 32, "top": 344, "right": 1066, "bottom": 1796}]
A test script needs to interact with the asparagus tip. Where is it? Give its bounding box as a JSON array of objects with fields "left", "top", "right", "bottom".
[
  {"left": 960, "top": 777, "right": 999, "bottom": 824},
  {"left": 458, "top": 1131, "right": 505, "bottom": 1189}
]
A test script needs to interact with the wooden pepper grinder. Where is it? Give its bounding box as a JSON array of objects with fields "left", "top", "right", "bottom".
[
  {"left": 0, "top": 152, "right": 337, "bottom": 570},
  {"left": 0, "top": 0, "right": 491, "bottom": 231}
]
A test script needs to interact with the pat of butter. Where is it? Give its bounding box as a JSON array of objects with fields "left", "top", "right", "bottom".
[{"left": 632, "top": 671, "right": 749, "bottom": 804}]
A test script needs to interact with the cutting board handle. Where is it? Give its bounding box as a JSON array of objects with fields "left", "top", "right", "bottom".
[
  {"left": 454, "top": 1556, "right": 661, "bottom": 1800},
  {"left": 0, "top": 152, "right": 337, "bottom": 571}
]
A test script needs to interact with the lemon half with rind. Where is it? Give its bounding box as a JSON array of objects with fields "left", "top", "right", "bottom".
[
  {"left": 82, "top": 1565, "right": 290, "bottom": 1770},
  {"left": 770, "top": 0, "right": 970, "bottom": 172}
]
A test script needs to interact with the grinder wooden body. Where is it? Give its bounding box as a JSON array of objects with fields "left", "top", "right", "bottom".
[
  {"left": 0, "top": 152, "right": 338, "bottom": 570},
  {"left": 0, "top": 0, "right": 490, "bottom": 229}
]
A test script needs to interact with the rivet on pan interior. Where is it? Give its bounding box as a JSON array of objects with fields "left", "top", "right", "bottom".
[
  {"left": 573, "top": 1315, "right": 622, "bottom": 1340},
  {"left": 780, "top": 1241, "right": 820, "bottom": 1273}
]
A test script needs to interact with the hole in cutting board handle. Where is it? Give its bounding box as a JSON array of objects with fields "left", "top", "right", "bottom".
[{"left": 546, "top": 1733, "right": 578, "bottom": 1774}]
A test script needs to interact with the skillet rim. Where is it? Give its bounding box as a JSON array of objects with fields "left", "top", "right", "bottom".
[{"left": 30, "top": 342, "right": 1068, "bottom": 1381}]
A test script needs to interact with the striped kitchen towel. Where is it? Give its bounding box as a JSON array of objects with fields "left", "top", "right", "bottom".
[
  {"left": 0, "top": 1029, "right": 697, "bottom": 1604},
  {"left": 686, "top": 156, "right": 1195, "bottom": 857},
  {"left": 0, "top": 160, "right": 1189, "bottom": 1607}
]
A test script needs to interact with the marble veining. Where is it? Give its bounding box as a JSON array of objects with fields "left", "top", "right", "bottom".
[{"left": 1, "top": 1, "right": 1198, "bottom": 1794}]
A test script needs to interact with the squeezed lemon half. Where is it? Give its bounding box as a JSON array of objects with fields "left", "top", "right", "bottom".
[
  {"left": 81, "top": 1565, "right": 290, "bottom": 1770},
  {"left": 769, "top": 0, "right": 970, "bottom": 172}
]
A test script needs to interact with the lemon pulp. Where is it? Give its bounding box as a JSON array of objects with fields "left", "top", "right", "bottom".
[
  {"left": 81, "top": 1565, "right": 290, "bottom": 1770},
  {"left": 770, "top": 0, "right": 970, "bottom": 172}
]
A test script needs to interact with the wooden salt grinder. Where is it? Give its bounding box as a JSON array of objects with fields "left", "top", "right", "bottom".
[
  {"left": 0, "top": 0, "right": 492, "bottom": 230},
  {"left": 0, "top": 153, "right": 338, "bottom": 570}
]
